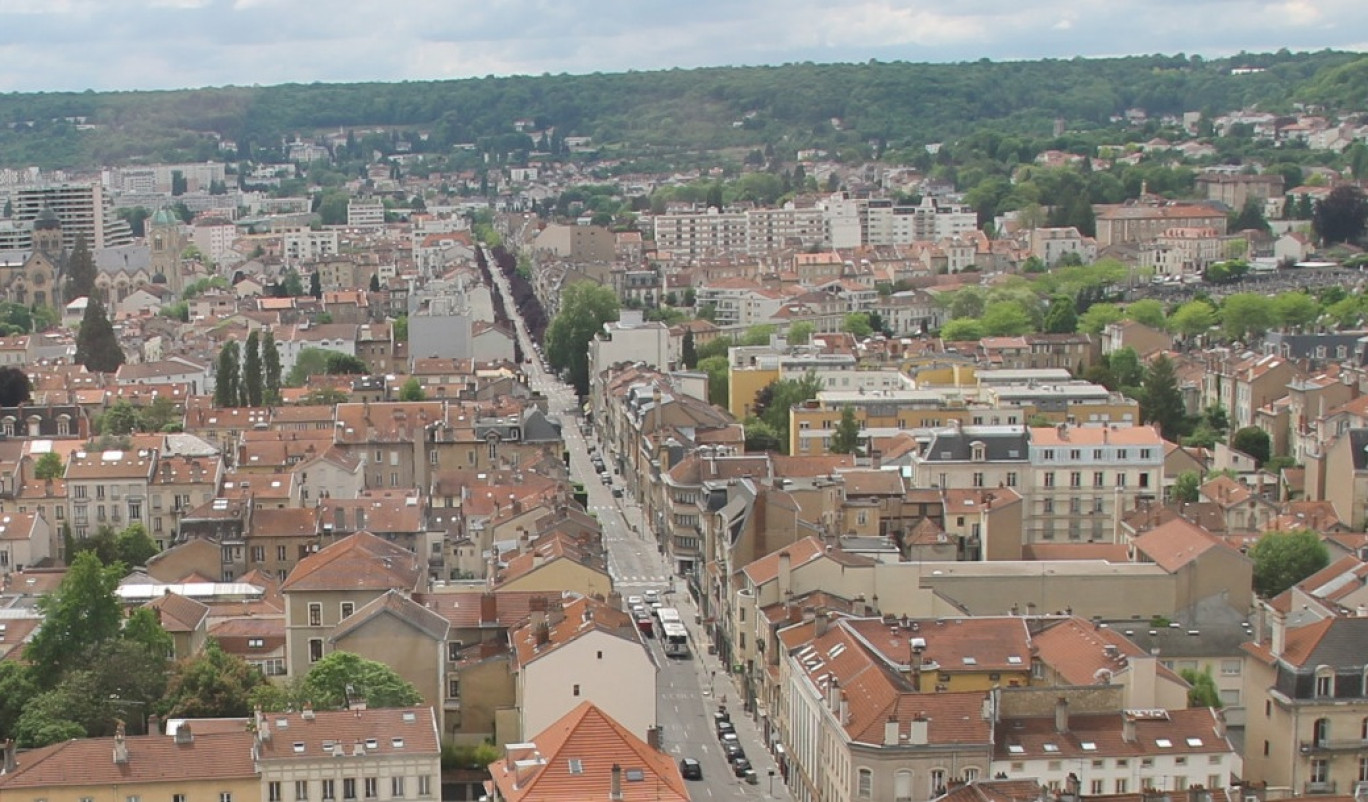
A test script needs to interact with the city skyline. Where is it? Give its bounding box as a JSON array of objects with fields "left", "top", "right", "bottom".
[{"left": 0, "top": 0, "right": 1363, "bottom": 94}]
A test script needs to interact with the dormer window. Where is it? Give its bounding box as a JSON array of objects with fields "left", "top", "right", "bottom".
[
  {"left": 971, "top": 441, "right": 986, "bottom": 462},
  {"left": 1316, "top": 666, "right": 1335, "bottom": 698}
]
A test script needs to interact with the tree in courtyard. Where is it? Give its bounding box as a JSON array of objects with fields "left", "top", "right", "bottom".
[
  {"left": 297, "top": 651, "right": 423, "bottom": 710},
  {"left": 1272, "top": 292, "right": 1321, "bottom": 330},
  {"left": 1248, "top": 529, "right": 1329, "bottom": 597},
  {"left": 0, "top": 660, "right": 37, "bottom": 741},
  {"left": 163, "top": 639, "right": 265, "bottom": 719},
  {"left": 242, "top": 330, "right": 263, "bottom": 407},
  {"left": 1180, "top": 667, "right": 1223, "bottom": 708},
  {"left": 24, "top": 552, "right": 124, "bottom": 687},
  {"left": 545, "top": 282, "right": 619, "bottom": 396},
  {"left": 64, "top": 235, "right": 97, "bottom": 302},
  {"left": 262, "top": 330, "right": 282, "bottom": 404},
  {"left": 1172, "top": 471, "right": 1202, "bottom": 503},
  {"left": 1230, "top": 196, "right": 1270, "bottom": 234},
  {"left": 33, "top": 451, "right": 64, "bottom": 480},
  {"left": 843, "top": 312, "right": 874, "bottom": 338},
  {"left": 1231, "top": 426, "right": 1272, "bottom": 468},
  {"left": 752, "top": 372, "right": 823, "bottom": 455},
  {"left": 1077, "top": 302, "right": 1123, "bottom": 335},
  {"left": 114, "top": 522, "right": 159, "bottom": 568},
  {"left": 121, "top": 607, "right": 174, "bottom": 662},
  {"left": 1312, "top": 184, "right": 1367, "bottom": 245},
  {"left": 74, "top": 297, "right": 125, "bottom": 373},
  {"left": 787, "top": 321, "right": 815, "bottom": 346},
  {"left": 829, "top": 406, "right": 863, "bottom": 456},
  {"left": 309, "top": 270, "right": 323, "bottom": 299},
  {"left": 698, "top": 356, "right": 729, "bottom": 409},
  {"left": 979, "top": 301, "right": 1034, "bottom": 336},
  {"left": 399, "top": 378, "right": 426, "bottom": 401},
  {"left": 940, "top": 319, "right": 984, "bottom": 341},
  {"left": 1125, "top": 299, "right": 1166, "bottom": 330},
  {"left": 1220, "top": 293, "right": 1276, "bottom": 342},
  {"left": 0, "top": 366, "right": 31, "bottom": 406},
  {"left": 1140, "top": 354, "right": 1186, "bottom": 441},
  {"left": 214, "top": 340, "right": 241, "bottom": 408},
  {"left": 681, "top": 330, "right": 697, "bottom": 369}
]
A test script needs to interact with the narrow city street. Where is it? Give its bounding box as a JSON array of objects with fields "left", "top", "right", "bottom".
[{"left": 488, "top": 248, "right": 792, "bottom": 800}]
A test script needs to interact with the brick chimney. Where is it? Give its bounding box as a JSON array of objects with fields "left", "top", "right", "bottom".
[
  {"left": 113, "top": 722, "right": 129, "bottom": 764},
  {"left": 480, "top": 592, "right": 497, "bottom": 625},
  {"left": 1054, "top": 697, "right": 1069, "bottom": 734},
  {"left": 174, "top": 722, "right": 193, "bottom": 745},
  {"left": 610, "top": 764, "right": 623, "bottom": 801}
]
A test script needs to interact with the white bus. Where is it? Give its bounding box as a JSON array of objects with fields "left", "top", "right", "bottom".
[
  {"left": 661, "top": 621, "right": 690, "bottom": 658},
  {"left": 656, "top": 607, "right": 682, "bottom": 626}
]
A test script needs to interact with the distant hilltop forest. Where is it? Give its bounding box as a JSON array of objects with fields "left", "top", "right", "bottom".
[{"left": 1, "top": 50, "right": 1366, "bottom": 170}]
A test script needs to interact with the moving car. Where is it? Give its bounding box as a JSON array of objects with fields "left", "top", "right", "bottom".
[
  {"left": 679, "top": 758, "right": 702, "bottom": 781},
  {"left": 627, "top": 596, "right": 644, "bottom": 608},
  {"left": 643, "top": 589, "right": 660, "bottom": 604}
]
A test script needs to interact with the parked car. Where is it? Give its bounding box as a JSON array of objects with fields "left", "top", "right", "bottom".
[
  {"left": 723, "top": 741, "right": 745, "bottom": 761},
  {"left": 612, "top": 487, "right": 624, "bottom": 498},
  {"left": 716, "top": 720, "right": 735, "bottom": 738},
  {"left": 680, "top": 758, "right": 702, "bottom": 781},
  {"left": 731, "top": 757, "right": 752, "bottom": 777}
]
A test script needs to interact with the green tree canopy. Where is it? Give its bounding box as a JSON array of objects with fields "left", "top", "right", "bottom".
[
  {"left": 398, "top": 377, "right": 426, "bottom": 401},
  {"left": 1180, "top": 667, "right": 1223, "bottom": 709},
  {"left": 64, "top": 235, "right": 97, "bottom": 301},
  {"left": 214, "top": 340, "right": 242, "bottom": 408},
  {"left": 163, "top": 639, "right": 265, "bottom": 719},
  {"left": 33, "top": 451, "right": 64, "bottom": 480},
  {"left": 1169, "top": 300, "right": 1218, "bottom": 338},
  {"left": 698, "top": 356, "right": 729, "bottom": 409},
  {"left": 979, "top": 301, "right": 1034, "bottom": 336},
  {"left": 114, "top": 522, "right": 159, "bottom": 568},
  {"left": 787, "top": 321, "right": 815, "bottom": 346},
  {"left": 243, "top": 330, "right": 264, "bottom": 407},
  {"left": 1312, "top": 184, "right": 1367, "bottom": 245},
  {"left": 295, "top": 651, "right": 424, "bottom": 711},
  {"left": 1220, "top": 293, "right": 1276, "bottom": 342},
  {"left": 1125, "top": 299, "right": 1166, "bottom": 329},
  {"left": 941, "top": 318, "right": 985, "bottom": 341},
  {"left": 1231, "top": 426, "right": 1272, "bottom": 467},
  {"left": 1172, "top": 470, "right": 1202, "bottom": 503},
  {"left": 1272, "top": 292, "right": 1321, "bottom": 329},
  {"left": 829, "top": 406, "right": 863, "bottom": 455},
  {"left": 545, "top": 282, "right": 619, "bottom": 396},
  {"left": 1249, "top": 529, "right": 1330, "bottom": 597},
  {"left": 74, "top": 298, "right": 125, "bottom": 373},
  {"left": 843, "top": 312, "right": 874, "bottom": 338},
  {"left": 1077, "top": 302, "right": 1123, "bottom": 335},
  {"left": 25, "top": 552, "right": 125, "bottom": 686},
  {"left": 1042, "top": 295, "right": 1078, "bottom": 334},
  {"left": 1141, "top": 353, "right": 1187, "bottom": 441}
]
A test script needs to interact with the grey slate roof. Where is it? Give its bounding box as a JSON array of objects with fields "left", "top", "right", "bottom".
[{"left": 920, "top": 425, "right": 1028, "bottom": 463}]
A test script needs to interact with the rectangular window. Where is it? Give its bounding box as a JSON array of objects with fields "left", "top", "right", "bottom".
[
  {"left": 1070, "top": 472, "right": 1081, "bottom": 488},
  {"left": 1221, "top": 659, "right": 1242, "bottom": 675},
  {"left": 322, "top": 780, "right": 335, "bottom": 801},
  {"left": 364, "top": 779, "right": 377, "bottom": 800},
  {"left": 277, "top": 545, "right": 288, "bottom": 561},
  {"left": 175, "top": 796, "right": 187, "bottom": 802},
  {"left": 251, "top": 546, "right": 265, "bottom": 563},
  {"left": 1093, "top": 471, "right": 1105, "bottom": 487},
  {"left": 340, "top": 602, "right": 355, "bottom": 619},
  {"left": 1114, "top": 780, "right": 1128, "bottom": 794},
  {"left": 343, "top": 779, "right": 356, "bottom": 800},
  {"left": 1044, "top": 472, "right": 1055, "bottom": 488},
  {"left": 972, "top": 472, "right": 984, "bottom": 488},
  {"left": 1317, "top": 674, "right": 1333, "bottom": 697},
  {"left": 390, "top": 778, "right": 405, "bottom": 799},
  {"left": 295, "top": 782, "right": 309, "bottom": 802},
  {"left": 1006, "top": 472, "right": 1017, "bottom": 487},
  {"left": 221, "top": 794, "right": 233, "bottom": 802},
  {"left": 449, "top": 678, "right": 460, "bottom": 698},
  {"left": 309, "top": 638, "right": 324, "bottom": 663},
  {"left": 417, "top": 777, "right": 431, "bottom": 798},
  {"left": 308, "top": 603, "right": 322, "bottom": 626},
  {"left": 1116, "top": 473, "right": 1127, "bottom": 487}
]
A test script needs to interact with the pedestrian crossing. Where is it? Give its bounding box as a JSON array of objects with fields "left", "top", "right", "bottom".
[{"left": 615, "top": 575, "right": 671, "bottom": 585}]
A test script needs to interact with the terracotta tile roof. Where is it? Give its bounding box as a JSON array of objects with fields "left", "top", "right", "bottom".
[
  {"left": 0, "top": 512, "right": 39, "bottom": 542},
  {"left": 487, "top": 702, "right": 688, "bottom": 802},
  {"left": 1130, "top": 517, "right": 1231, "bottom": 572},
  {"left": 253, "top": 706, "right": 439, "bottom": 761},
  {"left": 415, "top": 590, "right": 568, "bottom": 630},
  {"left": 1028, "top": 425, "right": 1163, "bottom": 447},
  {"left": 330, "top": 588, "right": 450, "bottom": 643},
  {"left": 64, "top": 448, "right": 158, "bottom": 480},
  {"left": 906, "top": 516, "right": 948, "bottom": 546},
  {"left": 846, "top": 616, "right": 1032, "bottom": 673},
  {"left": 251, "top": 507, "right": 321, "bottom": 539},
  {"left": 995, "top": 707, "right": 1233, "bottom": 760},
  {"left": 741, "top": 536, "right": 826, "bottom": 586},
  {"left": 144, "top": 591, "right": 210, "bottom": 633},
  {"left": 510, "top": 596, "right": 637, "bottom": 668},
  {"left": 280, "top": 531, "right": 424, "bottom": 593},
  {"left": 839, "top": 469, "right": 905, "bottom": 495},
  {"left": 772, "top": 454, "right": 857, "bottom": 477},
  {"left": 320, "top": 492, "right": 425, "bottom": 534},
  {"left": 0, "top": 730, "right": 256, "bottom": 789},
  {"left": 935, "top": 779, "right": 1047, "bottom": 802},
  {"left": 1033, "top": 617, "right": 1184, "bottom": 686}
]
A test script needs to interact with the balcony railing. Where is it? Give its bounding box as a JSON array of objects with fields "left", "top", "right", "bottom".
[
  {"left": 1304, "top": 781, "right": 1337, "bottom": 795},
  {"left": 1301, "top": 739, "right": 1368, "bottom": 752}
]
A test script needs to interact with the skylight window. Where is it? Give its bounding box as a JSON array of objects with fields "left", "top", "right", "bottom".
[
  {"left": 1081, "top": 742, "right": 1097, "bottom": 751},
  {"left": 1043, "top": 744, "right": 1060, "bottom": 753},
  {"left": 1007, "top": 656, "right": 1023, "bottom": 664},
  {"left": 1155, "top": 739, "right": 1173, "bottom": 748},
  {"left": 963, "top": 657, "right": 977, "bottom": 665},
  {"left": 1186, "top": 738, "right": 1203, "bottom": 747},
  {"left": 1007, "top": 745, "right": 1025, "bottom": 755},
  {"left": 568, "top": 759, "right": 583, "bottom": 775},
  {"left": 625, "top": 769, "right": 645, "bottom": 783},
  {"left": 292, "top": 743, "right": 305, "bottom": 753}
]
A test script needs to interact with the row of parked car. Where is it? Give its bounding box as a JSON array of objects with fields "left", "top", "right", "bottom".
[{"left": 714, "top": 709, "right": 758, "bottom": 782}]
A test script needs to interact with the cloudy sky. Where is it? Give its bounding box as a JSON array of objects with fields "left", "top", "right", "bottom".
[{"left": 0, "top": 0, "right": 1364, "bottom": 93}]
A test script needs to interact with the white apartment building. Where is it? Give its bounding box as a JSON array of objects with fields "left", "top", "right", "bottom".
[
  {"left": 193, "top": 217, "right": 241, "bottom": 265},
  {"left": 13, "top": 183, "right": 133, "bottom": 249},
  {"left": 284, "top": 229, "right": 340, "bottom": 262},
  {"left": 348, "top": 199, "right": 387, "bottom": 228},
  {"left": 1029, "top": 227, "right": 1098, "bottom": 266},
  {"left": 1026, "top": 424, "right": 1164, "bottom": 543},
  {"left": 652, "top": 207, "right": 749, "bottom": 258},
  {"left": 821, "top": 194, "right": 978, "bottom": 248}
]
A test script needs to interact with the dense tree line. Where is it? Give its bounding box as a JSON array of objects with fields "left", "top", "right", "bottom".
[{"left": 0, "top": 52, "right": 1360, "bottom": 169}]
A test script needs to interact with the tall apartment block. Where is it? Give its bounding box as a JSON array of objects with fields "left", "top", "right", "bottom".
[{"left": 12, "top": 183, "right": 134, "bottom": 250}]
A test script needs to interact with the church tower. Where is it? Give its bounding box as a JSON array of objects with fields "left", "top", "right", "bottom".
[
  {"left": 148, "top": 208, "right": 185, "bottom": 294},
  {"left": 31, "top": 206, "right": 63, "bottom": 255}
]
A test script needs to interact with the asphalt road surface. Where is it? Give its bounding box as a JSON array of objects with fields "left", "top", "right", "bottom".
[{"left": 488, "top": 247, "right": 791, "bottom": 800}]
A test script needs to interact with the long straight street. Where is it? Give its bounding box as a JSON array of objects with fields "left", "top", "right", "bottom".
[{"left": 487, "top": 247, "right": 792, "bottom": 800}]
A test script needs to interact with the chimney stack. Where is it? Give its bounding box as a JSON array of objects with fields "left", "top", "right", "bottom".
[
  {"left": 147, "top": 714, "right": 161, "bottom": 735},
  {"left": 3, "top": 739, "right": 16, "bottom": 774},
  {"left": 1054, "top": 697, "right": 1069, "bottom": 734},
  {"left": 1122, "top": 713, "right": 1136, "bottom": 744},
  {"left": 113, "top": 723, "right": 129, "bottom": 764},
  {"left": 883, "top": 717, "right": 900, "bottom": 746},
  {"left": 1270, "top": 607, "right": 1287, "bottom": 657},
  {"left": 174, "top": 722, "right": 193, "bottom": 745},
  {"left": 480, "top": 592, "right": 497, "bottom": 625},
  {"left": 610, "top": 764, "right": 623, "bottom": 801},
  {"left": 908, "top": 713, "right": 929, "bottom": 745},
  {"left": 647, "top": 726, "right": 661, "bottom": 751},
  {"left": 302, "top": 703, "right": 316, "bottom": 721}
]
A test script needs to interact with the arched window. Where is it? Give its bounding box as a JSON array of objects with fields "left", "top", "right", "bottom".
[
  {"left": 856, "top": 768, "right": 873, "bottom": 799},
  {"left": 56, "top": 415, "right": 70, "bottom": 437},
  {"left": 1313, "top": 717, "right": 1330, "bottom": 746},
  {"left": 26, "top": 416, "right": 41, "bottom": 437},
  {"left": 894, "top": 770, "right": 914, "bottom": 802},
  {"left": 1, "top": 417, "right": 14, "bottom": 437}
]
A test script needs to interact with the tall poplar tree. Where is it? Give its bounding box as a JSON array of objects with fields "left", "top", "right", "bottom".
[
  {"left": 74, "top": 297, "right": 125, "bottom": 373},
  {"left": 243, "top": 330, "right": 263, "bottom": 407},
  {"left": 262, "top": 331, "right": 282, "bottom": 404},
  {"left": 214, "top": 341, "right": 241, "bottom": 408}
]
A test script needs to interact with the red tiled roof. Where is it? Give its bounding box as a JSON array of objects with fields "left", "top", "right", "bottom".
[
  {"left": 280, "top": 531, "right": 423, "bottom": 593},
  {"left": 0, "top": 731, "right": 256, "bottom": 789},
  {"left": 487, "top": 702, "right": 688, "bottom": 802}
]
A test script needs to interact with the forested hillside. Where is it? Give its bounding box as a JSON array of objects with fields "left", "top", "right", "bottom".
[{"left": 0, "top": 50, "right": 1361, "bottom": 169}]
